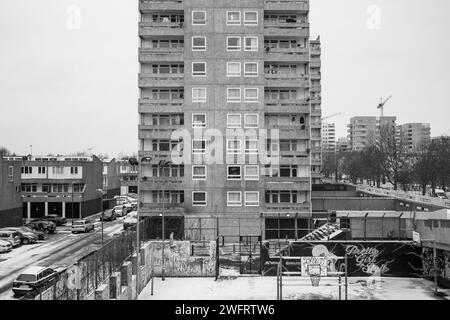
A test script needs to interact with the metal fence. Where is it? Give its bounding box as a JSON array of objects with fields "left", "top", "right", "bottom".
[{"left": 22, "top": 227, "right": 138, "bottom": 300}]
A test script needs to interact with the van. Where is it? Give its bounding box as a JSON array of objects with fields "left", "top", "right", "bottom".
[
  {"left": 435, "top": 189, "right": 448, "bottom": 199},
  {"left": 0, "top": 230, "right": 22, "bottom": 247}
]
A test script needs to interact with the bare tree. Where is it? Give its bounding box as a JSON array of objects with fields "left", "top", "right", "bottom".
[
  {"left": 0, "top": 146, "right": 11, "bottom": 157},
  {"left": 375, "top": 125, "right": 408, "bottom": 190}
]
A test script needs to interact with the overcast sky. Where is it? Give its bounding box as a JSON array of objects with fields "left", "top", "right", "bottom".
[{"left": 1, "top": 0, "right": 449, "bottom": 157}]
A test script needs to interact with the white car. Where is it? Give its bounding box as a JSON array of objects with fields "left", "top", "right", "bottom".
[
  {"left": 123, "top": 211, "right": 137, "bottom": 230},
  {"left": 0, "top": 239, "right": 13, "bottom": 253},
  {"left": 115, "top": 196, "right": 138, "bottom": 206},
  {"left": 112, "top": 205, "right": 127, "bottom": 217},
  {"left": 71, "top": 220, "right": 95, "bottom": 234}
]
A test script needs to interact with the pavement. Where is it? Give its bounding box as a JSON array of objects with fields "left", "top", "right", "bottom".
[{"left": 0, "top": 216, "right": 126, "bottom": 300}]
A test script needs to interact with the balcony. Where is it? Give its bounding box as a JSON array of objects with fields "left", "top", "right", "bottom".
[
  {"left": 310, "top": 61, "right": 321, "bottom": 68},
  {"left": 264, "top": 22, "right": 309, "bottom": 37},
  {"left": 139, "top": 47, "right": 184, "bottom": 63},
  {"left": 139, "top": 73, "right": 184, "bottom": 88},
  {"left": 264, "top": 99, "right": 310, "bottom": 113},
  {"left": 138, "top": 150, "right": 179, "bottom": 161},
  {"left": 138, "top": 128, "right": 181, "bottom": 139},
  {"left": 139, "top": 0, "right": 183, "bottom": 13},
  {"left": 139, "top": 98, "right": 184, "bottom": 113},
  {"left": 139, "top": 22, "right": 184, "bottom": 37},
  {"left": 265, "top": 73, "right": 309, "bottom": 88},
  {"left": 310, "top": 73, "right": 321, "bottom": 81},
  {"left": 264, "top": 47, "right": 309, "bottom": 63},
  {"left": 139, "top": 177, "right": 184, "bottom": 191},
  {"left": 263, "top": 202, "right": 311, "bottom": 213},
  {"left": 267, "top": 127, "right": 310, "bottom": 140},
  {"left": 265, "top": 180, "right": 310, "bottom": 191},
  {"left": 311, "top": 108, "right": 321, "bottom": 116},
  {"left": 264, "top": 0, "right": 309, "bottom": 12}
]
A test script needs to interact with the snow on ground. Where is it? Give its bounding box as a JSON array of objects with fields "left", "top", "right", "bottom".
[{"left": 139, "top": 277, "right": 450, "bottom": 300}]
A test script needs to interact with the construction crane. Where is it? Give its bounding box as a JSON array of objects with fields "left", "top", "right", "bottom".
[
  {"left": 377, "top": 95, "right": 392, "bottom": 118},
  {"left": 321, "top": 112, "right": 342, "bottom": 121}
]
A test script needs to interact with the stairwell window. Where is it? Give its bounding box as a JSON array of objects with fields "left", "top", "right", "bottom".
[
  {"left": 227, "top": 36, "right": 241, "bottom": 51},
  {"left": 244, "top": 165, "right": 259, "bottom": 181},
  {"left": 192, "top": 139, "right": 207, "bottom": 154},
  {"left": 227, "top": 11, "right": 241, "bottom": 26},
  {"left": 227, "top": 166, "right": 242, "bottom": 180},
  {"left": 245, "top": 192, "right": 259, "bottom": 206},
  {"left": 192, "top": 165, "right": 207, "bottom": 180},
  {"left": 192, "top": 114, "right": 206, "bottom": 128},
  {"left": 244, "top": 11, "right": 258, "bottom": 26},
  {"left": 192, "top": 11, "right": 206, "bottom": 25},
  {"left": 244, "top": 88, "right": 259, "bottom": 102},
  {"left": 244, "top": 36, "right": 258, "bottom": 51},
  {"left": 227, "top": 88, "right": 241, "bottom": 103},
  {"left": 227, "top": 62, "right": 241, "bottom": 77},
  {"left": 192, "top": 88, "right": 206, "bottom": 102},
  {"left": 244, "top": 62, "right": 258, "bottom": 77},
  {"left": 244, "top": 114, "right": 258, "bottom": 128},
  {"left": 192, "top": 191, "right": 207, "bottom": 206},
  {"left": 227, "top": 191, "right": 242, "bottom": 207},
  {"left": 192, "top": 62, "right": 206, "bottom": 76},
  {"left": 192, "top": 36, "right": 206, "bottom": 51},
  {"left": 227, "top": 114, "right": 241, "bottom": 128}
]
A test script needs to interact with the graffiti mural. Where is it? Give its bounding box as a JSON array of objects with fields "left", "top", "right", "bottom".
[
  {"left": 263, "top": 241, "right": 423, "bottom": 277},
  {"left": 149, "top": 241, "right": 216, "bottom": 277}
]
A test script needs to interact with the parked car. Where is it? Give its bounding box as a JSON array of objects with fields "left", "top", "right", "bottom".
[
  {"left": 115, "top": 196, "right": 138, "bottom": 207},
  {"left": 12, "top": 266, "right": 60, "bottom": 297},
  {"left": 112, "top": 205, "right": 127, "bottom": 217},
  {"left": 17, "top": 227, "right": 46, "bottom": 240},
  {"left": 123, "top": 211, "right": 137, "bottom": 231},
  {"left": 71, "top": 220, "right": 94, "bottom": 233},
  {"left": 99, "top": 209, "right": 116, "bottom": 222},
  {"left": 0, "top": 239, "right": 13, "bottom": 253},
  {"left": 435, "top": 189, "right": 448, "bottom": 199},
  {"left": 25, "top": 220, "right": 56, "bottom": 234},
  {"left": 0, "top": 230, "right": 22, "bottom": 247},
  {"left": 37, "top": 214, "right": 67, "bottom": 226},
  {"left": 0, "top": 228, "right": 38, "bottom": 245}
]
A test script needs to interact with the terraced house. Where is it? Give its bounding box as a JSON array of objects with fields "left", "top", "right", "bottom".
[{"left": 138, "top": 0, "right": 318, "bottom": 240}]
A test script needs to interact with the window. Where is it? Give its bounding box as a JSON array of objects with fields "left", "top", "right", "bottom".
[
  {"left": 70, "top": 167, "right": 78, "bottom": 174},
  {"left": 192, "top": 139, "right": 207, "bottom": 154},
  {"left": 245, "top": 192, "right": 259, "bottom": 206},
  {"left": 192, "top": 192, "right": 207, "bottom": 206},
  {"left": 244, "top": 37, "right": 258, "bottom": 51},
  {"left": 192, "top": 88, "right": 206, "bottom": 102},
  {"left": 192, "top": 11, "right": 206, "bottom": 25},
  {"left": 245, "top": 139, "right": 259, "bottom": 154},
  {"left": 244, "top": 11, "right": 258, "bottom": 26},
  {"left": 21, "top": 167, "right": 32, "bottom": 174},
  {"left": 192, "top": 36, "right": 206, "bottom": 51},
  {"left": 52, "top": 167, "right": 63, "bottom": 175},
  {"left": 244, "top": 88, "right": 259, "bottom": 102},
  {"left": 227, "top": 166, "right": 242, "bottom": 180},
  {"left": 226, "top": 62, "right": 241, "bottom": 77},
  {"left": 192, "top": 165, "right": 207, "bottom": 180},
  {"left": 244, "top": 114, "right": 258, "bottom": 128},
  {"left": 244, "top": 165, "right": 259, "bottom": 180},
  {"left": 227, "top": 88, "right": 241, "bottom": 103},
  {"left": 8, "top": 166, "right": 13, "bottom": 178},
  {"left": 227, "top": 114, "right": 241, "bottom": 128},
  {"left": 192, "top": 62, "right": 206, "bottom": 76},
  {"left": 227, "top": 36, "right": 241, "bottom": 51},
  {"left": 244, "top": 62, "right": 258, "bottom": 77},
  {"left": 227, "top": 11, "right": 241, "bottom": 25},
  {"left": 192, "top": 114, "right": 206, "bottom": 128},
  {"left": 227, "top": 191, "right": 242, "bottom": 206},
  {"left": 227, "top": 139, "right": 241, "bottom": 154}
]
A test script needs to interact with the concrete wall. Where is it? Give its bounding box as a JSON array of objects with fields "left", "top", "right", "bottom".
[
  {"left": 0, "top": 158, "right": 22, "bottom": 227},
  {"left": 312, "top": 197, "right": 397, "bottom": 211}
]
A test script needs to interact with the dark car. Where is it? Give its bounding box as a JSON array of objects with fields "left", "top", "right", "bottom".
[
  {"left": 99, "top": 210, "right": 116, "bottom": 222},
  {"left": 38, "top": 214, "right": 67, "bottom": 226},
  {"left": 12, "top": 266, "right": 60, "bottom": 297},
  {"left": 0, "top": 228, "right": 38, "bottom": 245},
  {"left": 26, "top": 220, "right": 56, "bottom": 234}
]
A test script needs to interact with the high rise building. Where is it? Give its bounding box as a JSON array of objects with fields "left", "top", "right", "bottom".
[
  {"left": 138, "top": 0, "right": 314, "bottom": 240},
  {"left": 336, "top": 137, "right": 349, "bottom": 153},
  {"left": 398, "top": 123, "right": 431, "bottom": 152},
  {"left": 309, "top": 36, "right": 322, "bottom": 184},
  {"left": 347, "top": 116, "right": 396, "bottom": 151},
  {"left": 321, "top": 122, "right": 335, "bottom": 153}
]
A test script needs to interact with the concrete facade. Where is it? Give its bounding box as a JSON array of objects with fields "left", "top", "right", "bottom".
[
  {"left": 321, "top": 122, "right": 335, "bottom": 153},
  {"left": 347, "top": 116, "right": 397, "bottom": 151},
  {"left": 117, "top": 159, "right": 138, "bottom": 195},
  {"left": 102, "top": 159, "right": 121, "bottom": 209},
  {"left": 5, "top": 155, "right": 104, "bottom": 220},
  {"left": 398, "top": 123, "right": 431, "bottom": 153},
  {"left": 0, "top": 157, "right": 22, "bottom": 227},
  {"left": 138, "top": 0, "right": 315, "bottom": 240}
]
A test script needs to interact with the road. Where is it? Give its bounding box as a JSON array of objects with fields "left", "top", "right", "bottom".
[{"left": 0, "top": 218, "right": 126, "bottom": 300}]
